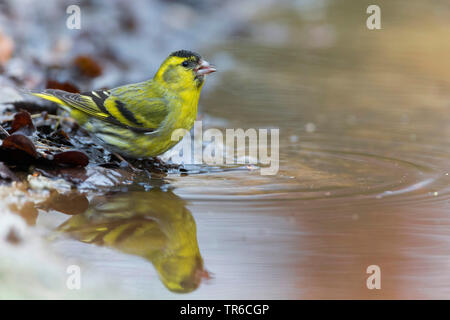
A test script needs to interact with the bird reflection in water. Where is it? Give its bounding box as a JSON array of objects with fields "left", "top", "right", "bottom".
[{"left": 54, "top": 188, "right": 209, "bottom": 293}]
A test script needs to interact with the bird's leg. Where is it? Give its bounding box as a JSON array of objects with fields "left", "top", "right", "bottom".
[
  {"left": 113, "top": 152, "right": 138, "bottom": 172},
  {"left": 54, "top": 116, "right": 61, "bottom": 131}
]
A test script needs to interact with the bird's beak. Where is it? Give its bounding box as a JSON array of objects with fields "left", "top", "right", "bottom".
[{"left": 195, "top": 60, "right": 216, "bottom": 76}]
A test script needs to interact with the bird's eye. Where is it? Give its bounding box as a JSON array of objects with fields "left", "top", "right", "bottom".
[{"left": 182, "top": 61, "right": 189, "bottom": 67}]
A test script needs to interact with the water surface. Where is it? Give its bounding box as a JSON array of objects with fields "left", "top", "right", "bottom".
[{"left": 47, "top": 0, "right": 450, "bottom": 299}]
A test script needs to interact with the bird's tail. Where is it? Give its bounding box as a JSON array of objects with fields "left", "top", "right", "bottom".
[
  {"left": 31, "top": 92, "right": 65, "bottom": 105},
  {"left": 28, "top": 90, "right": 72, "bottom": 112}
]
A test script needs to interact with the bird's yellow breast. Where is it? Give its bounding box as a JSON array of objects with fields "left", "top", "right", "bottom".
[{"left": 174, "top": 87, "right": 201, "bottom": 130}]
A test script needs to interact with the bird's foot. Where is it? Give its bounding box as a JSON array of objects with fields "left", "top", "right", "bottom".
[{"left": 149, "top": 157, "right": 182, "bottom": 170}]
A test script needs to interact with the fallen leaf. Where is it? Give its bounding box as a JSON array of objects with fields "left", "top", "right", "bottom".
[
  {"left": 10, "top": 110, "right": 35, "bottom": 135},
  {"left": 53, "top": 150, "right": 89, "bottom": 167},
  {"left": 73, "top": 55, "right": 102, "bottom": 78},
  {"left": 2, "top": 133, "right": 38, "bottom": 158},
  {"left": 46, "top": 79, "right": 80, "bottom": 93}
]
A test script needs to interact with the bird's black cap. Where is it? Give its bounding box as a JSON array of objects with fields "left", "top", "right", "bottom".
[{"left": 170, "top": 50, "right": 201, "bottom": 62}]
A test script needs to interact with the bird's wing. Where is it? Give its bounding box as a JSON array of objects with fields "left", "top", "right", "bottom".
[
  {"left": 32, "top": 89, "right": 110, "bottom": 119},
  {"left": 32, "top": 85, "right": 170, "bottom": 133},
  {"left": 106, "top": 82, "right": 170, "bottom": 130}
]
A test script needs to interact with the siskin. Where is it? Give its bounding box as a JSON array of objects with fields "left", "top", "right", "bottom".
[{"left": 31, "top": 50, "right": 216, "bottom": 158}]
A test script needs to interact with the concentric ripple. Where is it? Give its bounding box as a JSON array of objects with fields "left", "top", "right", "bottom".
[{"left": 167, "top": 142, "right": 447, "bottom": 205}]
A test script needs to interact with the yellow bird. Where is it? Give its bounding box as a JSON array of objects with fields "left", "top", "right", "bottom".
[{"left": 31, "top": 50, "right": 216, "bottom": 158}]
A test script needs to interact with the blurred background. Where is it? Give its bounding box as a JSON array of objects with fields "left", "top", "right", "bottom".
[{"left": 0, "top": 0, "right": 449, "bottom": 299}]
